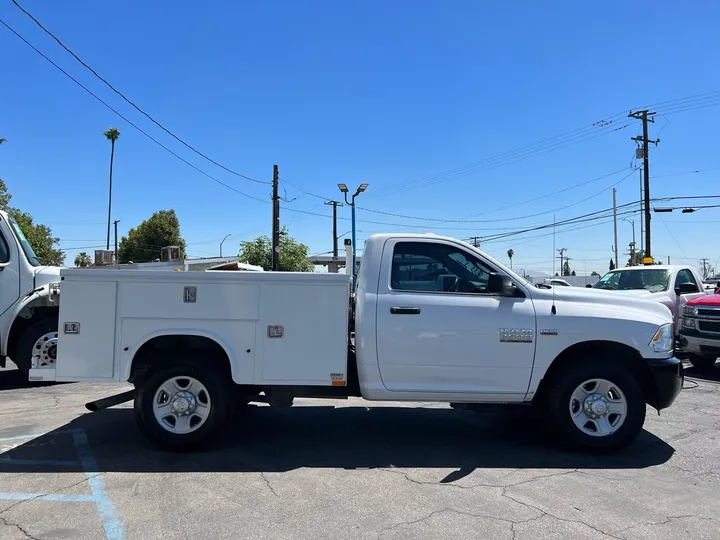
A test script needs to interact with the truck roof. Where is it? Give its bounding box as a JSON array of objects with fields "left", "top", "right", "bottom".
[{"left": 606, "top": 265, "right": 692, "bottom": 271}]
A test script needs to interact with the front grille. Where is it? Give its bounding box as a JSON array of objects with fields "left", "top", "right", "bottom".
[
  {"left": 698, "top": 308, "right": 720, "bottom": 317},
  {"left": 698, "top": 320, "right": 720, "bottom": 333}
]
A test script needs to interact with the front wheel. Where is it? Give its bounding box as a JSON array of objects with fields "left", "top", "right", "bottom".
[
  {"left": 541, "top": 361, "right": 646, "bottom": 453},
  {"left": 15, "top": 319, "right": 59, "bottom": 378},
  {"left": 688, "top": 354, "right": 717, "bottom": 371},
  {"left": 134, "top": 364, "right": 233, "bottom": 451}
]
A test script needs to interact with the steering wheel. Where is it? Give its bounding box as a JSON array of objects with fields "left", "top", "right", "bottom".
[{"left": 448, "top": 276, "right": 460, "bottom": 292}]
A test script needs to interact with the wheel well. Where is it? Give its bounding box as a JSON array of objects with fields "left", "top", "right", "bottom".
[
  {"left": 534, "top": 340, "right": 658, "bottom": 407},
  {"left": 130, "top": 335, "right": 232, "bottom": 384},
  {"left": 7, "top": 307, "right": 59, "bottom": 362}
]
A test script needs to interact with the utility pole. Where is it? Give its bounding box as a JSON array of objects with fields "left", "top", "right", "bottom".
[
  {"left": 557, "top": 248, "right": 567, "bottom": 276},
  {"left": 469, "top": 236, "right": 481, "bottom": 248},
  {"left": 113, "top": 219, "right": 120, "bottom": 267},
  {"left": 700, "top": 258, "right": 714, "bottom": 280},
  {"left": 612, "top": 188, "right": 619, "bottom": 269},
  {"left": 638, "top": 167, "right": 644, "bottom": 253},
  {"left": 629, "top": 110, "right": 659, "bottom": 263},
  {"left": 271, "top": 164, "right": 280, "bottom": 271},
  {"left": 324, "top": 201, "right": 343, "bottom": 257}
]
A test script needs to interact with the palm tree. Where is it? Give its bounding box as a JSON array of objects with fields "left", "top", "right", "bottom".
[
  {"left": 103, "top": 127, "right": 120, "bottom": 250},
  {"left": 74, "top": 252, "right": 92, "bottom": 267},
  {"left": 507, "top": 248, "right": 514, "bottom": 269}
]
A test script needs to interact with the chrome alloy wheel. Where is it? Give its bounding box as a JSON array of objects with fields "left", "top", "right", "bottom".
[
  {"left": 32, "top": 332, "right": 58, "bottom": 367},
  {"left": 569, "top": 378, "right": 627, "bottom": 437},
  {"left": 153, "top": 376, "right": 212, "bottom": 434}
]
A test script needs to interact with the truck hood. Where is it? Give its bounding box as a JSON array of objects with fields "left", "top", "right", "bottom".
[
  {"left": 591, "top": 288, "right": 656, "bottom": 298},
  {"left": 540, "top": 286, "right": 673, "bottom": 321},
  {"left": 33, "top": 266, "right": 61, "bottom": 288},
  {"left": 687, "top": 294, "right": 720, "bottom": 307}
]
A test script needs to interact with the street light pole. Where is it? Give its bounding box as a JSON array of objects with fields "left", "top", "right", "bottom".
[
  {"left": 338, "top": 183, "right": 369, "bottom": 291},
  {"left": 220, "top": 234, "right": 231, "bottom": 258}
]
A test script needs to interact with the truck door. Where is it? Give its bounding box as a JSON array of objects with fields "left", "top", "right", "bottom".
[
  {"left": 675, "top": 268, "right": 706, "bottom": 321},
  {"left": 0, "top": 218, "right": 21, "bottom": 319},
  {"left": 375, "top": 238, "right": 536, "bottom": 398}
]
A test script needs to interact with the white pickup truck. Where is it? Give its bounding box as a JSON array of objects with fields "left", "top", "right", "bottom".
[
  {"left": 36, "top": 233, "right": 683, "bottom": 453},
  {"left": 592, "top": 265, "right": 708, "bottom": 330},
  {"left": 0, "top": 209, "right": 61, "bottom": 378}
]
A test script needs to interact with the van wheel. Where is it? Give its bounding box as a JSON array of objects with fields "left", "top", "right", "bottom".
[
  {"left": 541, "top": 360, "right": 646, "bottom": 453},
  {"left": 15, "top": 319, "right": 59, "bottom": 378},
  {"left": 688, "top": 354, "right": 717, "bottom": 371},
  {"left": 134, "top": 364, "right": 232, "bottom": 451}
]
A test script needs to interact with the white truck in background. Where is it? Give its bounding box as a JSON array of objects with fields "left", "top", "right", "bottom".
[
  {"left": 592, "top": 265, "right": 708, "bottom": 331},
  {"left": 0, "top": 209, "right": 61, "bottom": 378},
  {"left": 36, "top": 233, "right": 683, "bottom": 453}
]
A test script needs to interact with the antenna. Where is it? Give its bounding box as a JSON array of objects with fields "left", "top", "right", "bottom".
[{"left": 551, "top": 215, "right": 557, "bottom": 315}]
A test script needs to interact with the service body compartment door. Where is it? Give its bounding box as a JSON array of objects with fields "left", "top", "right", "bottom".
[
  {"left": 57, "top": 280, "right": 117, "bottom": 380},
  {"left": 375, "top": 239, "right": 536, "bottom": 397}
]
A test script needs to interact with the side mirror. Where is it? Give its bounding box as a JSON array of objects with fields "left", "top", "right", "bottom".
[
  {"left": 676, "top": 282, "right": 699, "bottom": 295},
  {"left": 488, "top": 273, "right": 515, "bottom": 296}
]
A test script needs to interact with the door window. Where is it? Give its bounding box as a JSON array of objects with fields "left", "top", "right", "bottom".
[
  {"left": 390, "top": 241, "right": 494, "bottom": 293},
  {"left": 0, "top": 232, "right": 9, "bottom": 263},
  {"left": 675, "top": 269, "right": 699, "bottom": 291}
]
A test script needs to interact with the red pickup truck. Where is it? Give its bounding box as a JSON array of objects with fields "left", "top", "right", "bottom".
[{"left": 679, "top": 292, "right": 720, "bottom": 369}]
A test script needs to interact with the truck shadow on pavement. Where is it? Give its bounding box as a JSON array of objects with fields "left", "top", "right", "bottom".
[
  {"left": 0, "top": 405, "right": 674, "bottom": 477},
  {"left": 0, "top": 366, "right": 65, "bottom": 390}
]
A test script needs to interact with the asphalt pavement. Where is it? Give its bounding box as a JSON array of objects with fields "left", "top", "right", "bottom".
[{"left": 1, "top": 363, "right": 720, "bottom": 540}]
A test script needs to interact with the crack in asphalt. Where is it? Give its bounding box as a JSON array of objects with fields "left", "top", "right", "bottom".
[
  {"left": 0, "top": 473, "right": 101, "bottom": 517},
  {"left": 0, "top": 516, "right": 41, "bottom": 540},
  {"left": 376, "top": 507, "right": 543, "bottom": 539},
  {"left": 616, "top": 514, "right": 700, "bottom": 537},
  {"left": 259, "top": 472, "right": 280, "bottom": 497},
  {"left": 501, "top": 488, "right": 624, "bottom": 540}
]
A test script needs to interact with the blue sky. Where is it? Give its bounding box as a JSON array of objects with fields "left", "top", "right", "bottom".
[{"left": 1, "top": 1, "right": 719, "bottom": 275}]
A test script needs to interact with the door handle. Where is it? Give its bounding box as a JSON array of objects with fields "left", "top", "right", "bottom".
[{"left": 390, "top": 307, "right": 421, "bottom": 315}]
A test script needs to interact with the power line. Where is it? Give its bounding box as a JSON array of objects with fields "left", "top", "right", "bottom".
[
  {"left": 0, "top": 18, "right": 273, "bottom": 205},
  {"left": 9, "top": 0, "right": 269, "bottom": 185}
]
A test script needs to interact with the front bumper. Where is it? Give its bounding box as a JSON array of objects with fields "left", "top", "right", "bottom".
[
  {"left": 645, "top": 356, "right": 683, "bottom": 410},
  {"left": 678, "top": 328, "right": 720, "bottom": 358}
]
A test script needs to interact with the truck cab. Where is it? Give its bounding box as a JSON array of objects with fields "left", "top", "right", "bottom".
[{"left": 0, "top": 209, "right": 61, "bottom": 377}]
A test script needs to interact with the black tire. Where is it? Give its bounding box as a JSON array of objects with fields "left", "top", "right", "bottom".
[
  {"left": 688, "top": 354, "right": 717, "bottom": 371},
  {"left": 134, "top": 363, "right": 233, "bottom": 451},
  {"left": 541, "top": 359, "right": 646, "bottom": 453},
  {"left": 14, "top": 319, "right": 59, "bottom": 378}
]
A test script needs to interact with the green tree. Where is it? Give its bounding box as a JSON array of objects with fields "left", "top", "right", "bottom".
[
  {"left": 591, "top": 271, "right": 600, "bottom": 276},
  {"left": 239, "top": 228, "right": 313, "bottom": 272},
  {"left": 627, "top": 250, "right": 644, "bottom": 267},
  {"left": 74, "top": 251, "right": 92, "bottom": 267},
  {"left": 104, "top": 127, "right": 120, "bottom": 250},
  {"left": 118, "top": 209, "right": 186, "bottom": 263},
  {"left": 609, "top": 258, "right": 615, "bottom": 271},
  {"left": 571, "top": 270, "right": 576, "bottom": 276},
  {"left": 507, "top": 248, "right": 514, "bottom": 269},
  {"left": 0, "top": 179, "right": 64, "bottom": 266},
  {"left": 562, "top": 261, "right": 572, "bottom": 276}
]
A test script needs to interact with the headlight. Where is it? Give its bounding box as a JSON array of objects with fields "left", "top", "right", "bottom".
[
  {"left": 682, "top": 306, "right": 696, "bottom": 317},
  {"left": 681, "top": 317, "right": 695, "bottom": 329},
  {"left": 649, "top": 323, "right": 674, "bottom": 353}
]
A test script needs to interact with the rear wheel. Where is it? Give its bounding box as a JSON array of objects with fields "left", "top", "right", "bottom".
[
  {"left": 688, "top": 354, "right": 717, "bottom": 371},
  {"left": 134, "top": 363, "right": 233, "bottom": 451},
  {"left": 541, "top": 359, "right": 646, "bottom": 453},
  {"left": 15, "top": 319, "right": 59, "bottom": 378}
]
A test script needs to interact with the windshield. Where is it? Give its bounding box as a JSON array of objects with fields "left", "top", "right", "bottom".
[
  {"left": 8, "top": 217, "right": 41, "bottom": 267},
  {"left": 593, "top": 269, "right": 670, "bottom": 292}
]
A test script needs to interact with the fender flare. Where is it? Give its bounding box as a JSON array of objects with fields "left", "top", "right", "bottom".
[
  {"left": 2, "top": 285, "right": 58, "bottom": 357},
  {"left": 123, "top": 328, "right": 237, "bottom": 382}
]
